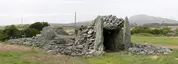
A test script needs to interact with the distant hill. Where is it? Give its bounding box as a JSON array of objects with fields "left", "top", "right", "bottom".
[
  {"left": 50, "top": 21, "right": 92, "bottom": 27},
  {"left": 1, "top": 14, "right": 178, "bottom": 27},
  {"left": 55, "top": 14, "right": 178, "bottom": 27},
  {"left": 129, "top": 14, "right": 178, "bottom": 25}
]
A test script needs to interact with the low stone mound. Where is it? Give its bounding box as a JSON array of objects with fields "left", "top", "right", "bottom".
[
  {"left": 129, "top": 43, "right": 173, "bottom": 54},
  {"left": 41, "top": 26, "right": 69, "bottom": 40},
  {"left": 55, "top": 29, "right": 69, "bottom": 35},
  {"left": 8, "top": 26, "right": 75, "bottom": 55}
]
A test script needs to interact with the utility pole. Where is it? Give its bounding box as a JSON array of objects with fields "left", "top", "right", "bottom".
[
  {"left": 21, "top": 18, "right": 23, "bottom": 26},
  {"left": 74, "top": 12, "right": 77, "bottom": 41},
  {"left": 21, "top": 18, "right": 25, "bottom": 38},
  {"left": 162, "top": 20, "right": 165, "bottom": 28},
  {"left": 75, "top": 12, "right": 77, "bottom": 30}
]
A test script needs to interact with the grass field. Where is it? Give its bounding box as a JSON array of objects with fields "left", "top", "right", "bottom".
[
  {"left": 0, "top": 44, "right": 86, "bottom": 64},
  {"left": 87, "top": 35, "right": 178, "bottom": 64},
  {"left": 0, "top": 36, "right": 178, "bottom": 64},
  {"left": 132, "top": 35, "right": 178, "bottom": 46},
  {"left": 87, "top": 50, "right": 178, "bottom": 64}
]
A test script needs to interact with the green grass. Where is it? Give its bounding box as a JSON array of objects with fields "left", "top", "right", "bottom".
[
  {"left": 0, "top": 50, "right": 43, "bottom": 64},
  {"left": 131, "top": 35, "right": 178, "bottom": 46},
  {"left": 87, "top": 50, "right": 178, "bottom": 64},
  {"left": 0, "top": 49, "right": 87, "bottom": 64}
]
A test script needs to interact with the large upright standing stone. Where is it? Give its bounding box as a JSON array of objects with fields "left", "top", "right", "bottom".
[
  {"left": 115, "top": 27, "right": 124, "bottom": 51},
  {"left": 93, "top": 16, "right": 105, "bottom": 56},
  {"left": 123, "top": 17, "right": 131, "bottom": 51}
]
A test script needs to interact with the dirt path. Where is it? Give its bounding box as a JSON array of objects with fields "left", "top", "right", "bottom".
[{"left": 0, "top": 43, "right": 37, "bottom": 52}]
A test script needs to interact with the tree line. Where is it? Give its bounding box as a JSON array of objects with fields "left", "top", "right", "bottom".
[
  {"left": 131, "top": 26, "right": 178, "bottom": 36},
  {"left": 0, "top": 22, "right": 50, "bottom": 41}
]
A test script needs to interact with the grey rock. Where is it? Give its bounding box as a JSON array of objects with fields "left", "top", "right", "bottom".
[
  {"left": 76, "top": 45, "right": 84, "bottom": 48},
  {"left": 88, "top": 29, "right": 94, "bottom": 34},
  {"left": 123, "top": 17, "right": 131, "bottom": 50},
  {"left": 41, "top": 26, "right": 57, "bottom": 40}
]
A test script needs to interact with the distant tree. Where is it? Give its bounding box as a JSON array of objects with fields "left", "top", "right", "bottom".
[
  {"left": 161, "top": 27, "right": 171, "bottom": 35},
  {"left": 131, "top": 26, "right": 151, "bottom": 34},
  {"left": 150, "top": 27, "right": 171, "bottom": 35},
  {"left": 0, "top": 34, "right": 7, "bottom": 41},
  {"left": 142, "top": 23, "right": 178, "bottom": 27},
  {"left": 29, "top": 22, "right": 50, "bottom": 31},
  {"left": 150, "top": 29, "right": 161, "bottom": 35},
  {"left": 55, "top": 26, "right": 63, "bottom": 29},
  {"left": 132, "top": 26, "right": 172, "bottom": 36},
  {"left": 176, "top": 29, "right": 178, "bottom": 35},
  {"left": 3, "top": 25, "right": 22, "bottom": 39},
  {"left": 0, "top": 29, "right": 7, "bottom": 41},
  {"left": 23, "top": 28, "right": 40, "bottom": 37},
  {"left": 0, "top": 29, "right": 3, "bottom": 34},
  {"left": 42, "top": 22, "right": 50, "bottom": 27}
]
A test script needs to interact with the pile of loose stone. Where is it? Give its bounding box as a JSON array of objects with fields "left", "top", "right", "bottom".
[
  {"left": 75, "top": 26, "right": 95, "bottom": 46},
  {"left": 7, "top": 26, "right": 98, "bottom": 56},
  {"left": 74, "top": 25, "right": 98, "bottom": 56},
  {"left": 8, "top": 26, "right": 79, "bottom": 55},
  {"left": 128, "top": 43, "right": 173, "bottom": 54},
  {"left": 101, "top": 15, "right": 124, "bottom": 29}
]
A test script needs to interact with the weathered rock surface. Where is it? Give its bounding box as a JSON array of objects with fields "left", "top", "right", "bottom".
[
  {"left": 123, "top": 17, "right": 131, "bottom": 50},
  {"left": 102, "top": 15, "right": 124, "bottom": 29},
  {"left": 41, "top": 26, "right": 57, "bottom": 40}
]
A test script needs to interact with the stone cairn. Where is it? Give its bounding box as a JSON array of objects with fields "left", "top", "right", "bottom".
[
  {"left": 7, "top": 15, "right": 172, "bottom": 56},
  {"left": 74, "top": 15, "right": 131, "bottom": 56}
]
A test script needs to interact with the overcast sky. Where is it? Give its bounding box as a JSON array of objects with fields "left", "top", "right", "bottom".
[{"left": 0, "top": 0, "right": 178, "bottom": 25}]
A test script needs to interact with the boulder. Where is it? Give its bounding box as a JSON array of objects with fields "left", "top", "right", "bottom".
[{"left": 41, "top": 26, "right": 57, "bottom": 40}]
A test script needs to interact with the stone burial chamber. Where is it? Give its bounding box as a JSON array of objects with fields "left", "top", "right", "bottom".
[
  {"left": 7, "top": 15, "right": 172, "bottom": 56},
  {"left": 102, "top": 16, "right": 129, "bottom": 52},
  {"left": 74, "top": 15, "right": 131, "bottom": 56},
  {"left": 103, "top": 29, "right": 119, "bottom": 52}
]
